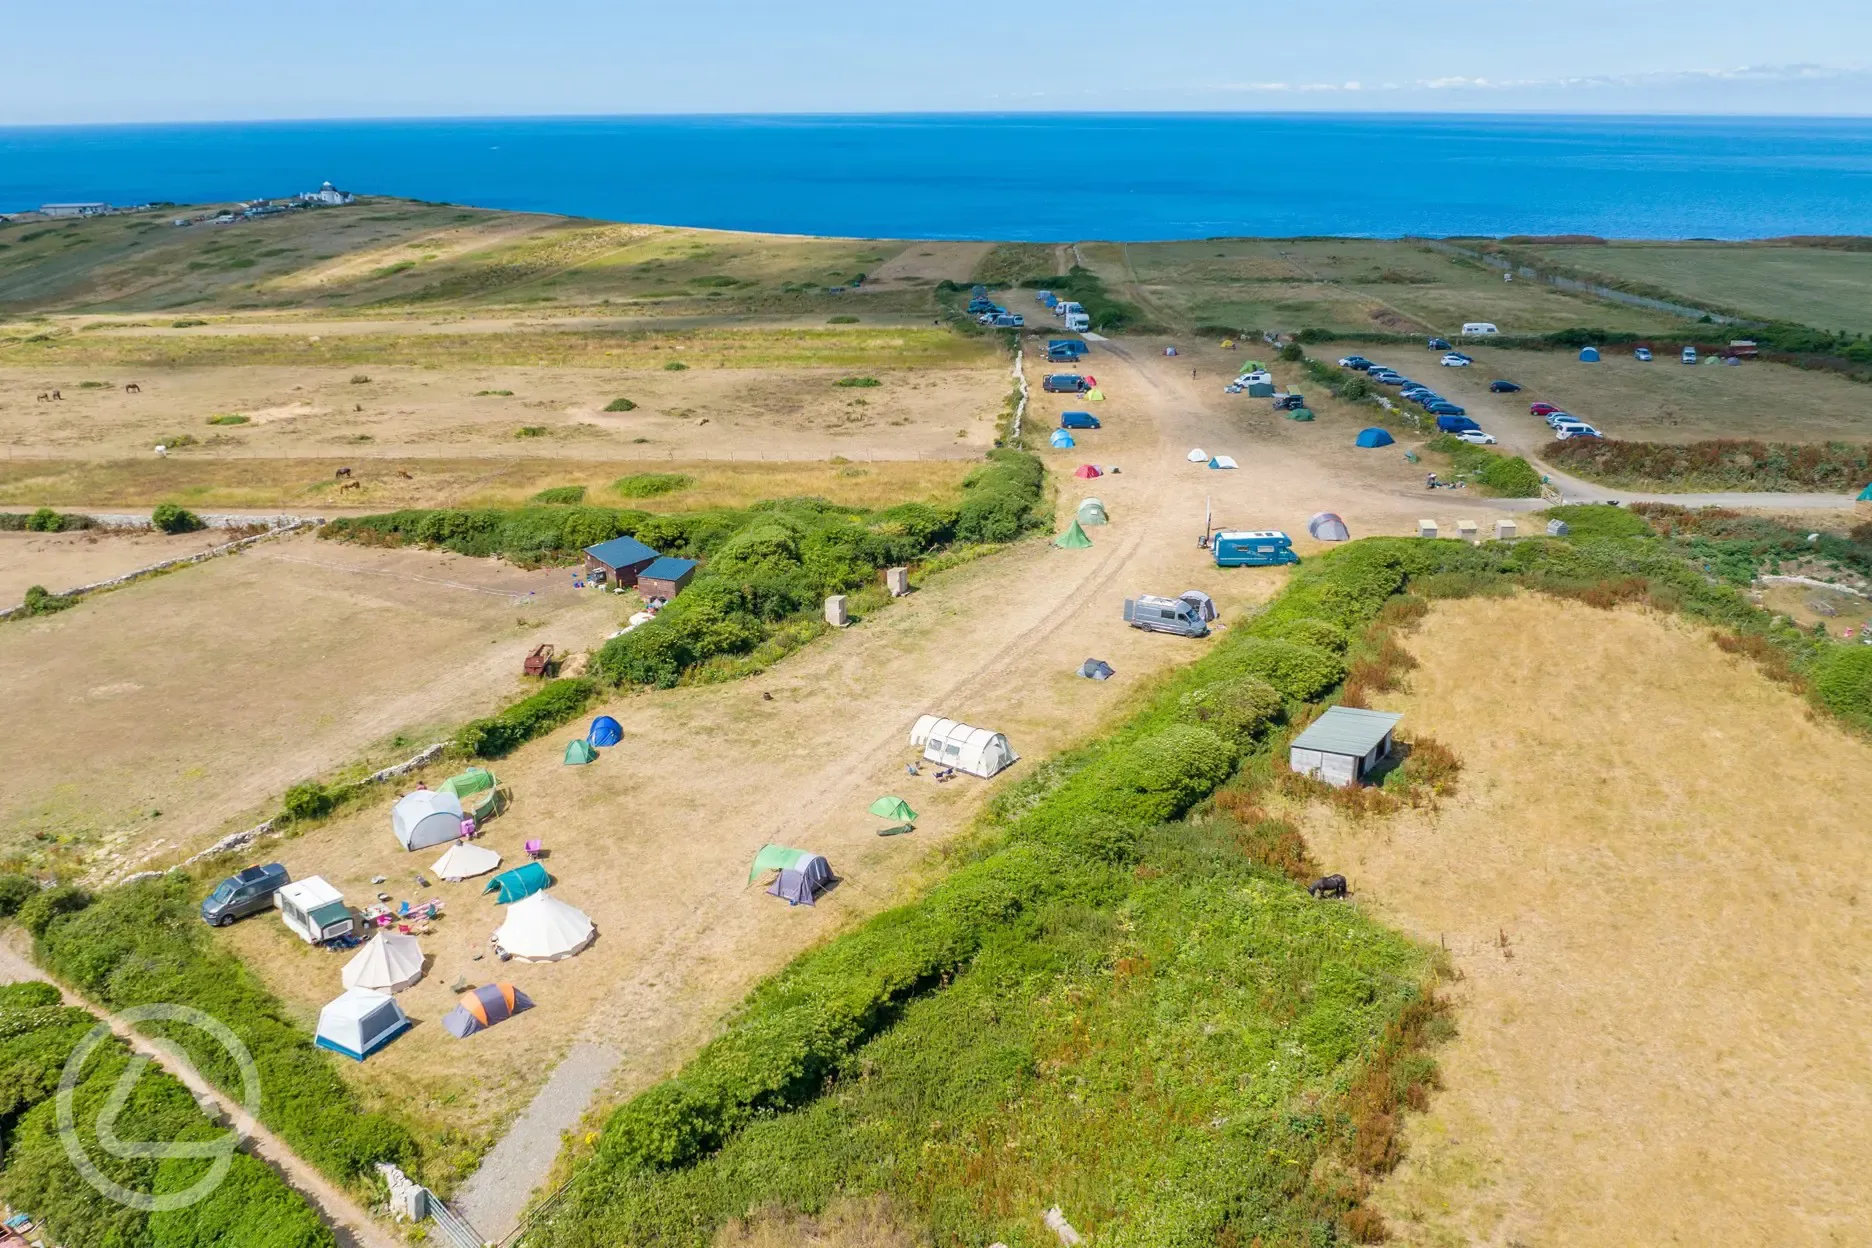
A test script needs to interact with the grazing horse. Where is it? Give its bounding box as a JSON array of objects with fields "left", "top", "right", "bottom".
[
  {"left": 334, "top": 466, "right": 353, "bottom": 479},
  {"left": 338, "top": 479, "right": 362, "bottom": 492},
  {"left": 396, "top": 469, "right": 412, "bottom": 479},
  {"left": 50, "top": 390, "right": 61, "bottom": 401},
  {"left": 35, "top": 392, "right": 49, "bottom": 402},
  {"left": 1308, "top": 874, "right": 1348, "bottom": 899},
  {"left": 124, "top": 382, "right": 141, "bottom": 394}
]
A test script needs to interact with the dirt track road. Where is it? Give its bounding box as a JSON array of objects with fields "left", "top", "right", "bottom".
[{"left": 442, "top": 340, "right": 1498, "bottom": 1237}]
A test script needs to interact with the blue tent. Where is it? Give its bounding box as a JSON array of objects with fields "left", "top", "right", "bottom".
[
  {"left": 588, "top": 715, "right": 623, "bottom": 747},
  {"left": 1355, "top": 427, "right": 1395, "bottom": 448},
  {"left": 1579, "top": 346, "right": 1601, "bottom": 362},
  {"left": 1859, "top": 483, "right": 1872, "bottom": 502},
  {"left": 1049, "top": 429, "right": 1076, "bottom": 448}
]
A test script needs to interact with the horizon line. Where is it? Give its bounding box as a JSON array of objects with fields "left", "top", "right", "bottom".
[{"left": 6, "top": 107, "right": 1872, "bottom": 131}]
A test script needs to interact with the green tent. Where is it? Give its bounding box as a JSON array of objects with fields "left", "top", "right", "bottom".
[
  {"left": 564, "top": 739, "right": 598, "bottom": 766},
  {"left": 441, "top": 768, "right": 499, "bottom": 819},
  {"left": 1289, "top": 408, "right": 1315, "bottom": 422},
  {"left": 484, "top": 861, "right": 550, "bottom": 904},
  {"left": 1077, "top": 498, "right": 1109, "bottom": 526},
  {"left": 868, "top": 796, "right": 917, "bottom": 822},
  {"left": 1055, "top": 519, "right": 1093, "bottom": 549},
  {"left": 748, "top": 844, "right": 814, "bottom": 884},
  {"left": 1858, "top": 483, "right": 1872, "bottom": 501}
]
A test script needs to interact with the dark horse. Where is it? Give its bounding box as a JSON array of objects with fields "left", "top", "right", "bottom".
[{"left": 1308, "top": 874, "right": 1348, "bottom": 899}]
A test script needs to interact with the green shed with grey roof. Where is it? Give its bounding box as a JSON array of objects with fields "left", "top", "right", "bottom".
[{"left": 1288, "top": 706, "right": 1401, "bottom": 788}]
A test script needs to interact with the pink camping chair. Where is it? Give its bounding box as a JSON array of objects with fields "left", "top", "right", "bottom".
[
  {"left": 459, "top": 816, "right": 477, "bottom": 840},
  {"left": 525, "top": 839, "right": 544, "bottom": 860}
]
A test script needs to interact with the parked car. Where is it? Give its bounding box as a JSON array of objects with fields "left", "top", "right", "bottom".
[
  {"left": 1060, "top": 411, "right": 1100, "bottom": 429},
  {"left": 1435, "top": 414, "right": 1481, "bottom": 433},
  {"left": 1489, "top": 380, "right": 1523, "bottom": 393},
  {"left": 1426, "top": 403, "right": 1467, "bottom": 417},
  {"left": 1553, "top": 425, "right": 1603, "bottom": 440},
  {"left": 1338, "top": 355, "right": 1373, "bottom": 370},
  {"left": 1530, "top": 402, "right": 1560, "bottom": 415},
  {"left": 1454, "top": 429, "right": 1497, "bottom": 445},
  {"left": 1544, "top": 412, "right": 1576, "bottom": 427},
  {"left": 1123, "top": 594, "right": 1210, "bottom": 638},
  {"left": 1634, "top": 347, "right": 1653, "bottom": 362},
  {"left": 1682, "top": 346, "right": 1698, "bottom": 364},
  {"left": 201, "top": 863, "right": 291, "bottom": 928},
  {"left": 1372, "top": 372, "right": 1406, "bottom": 385},
  {"left": 1427, "top": 337, "right": 1452, "bottom": 351},
  {"left": 1043, "top": 374, "right": 1090, "bottom": 394},
  {"left": 1440, "top": 353, "right": 1472, "bottom": 367}
]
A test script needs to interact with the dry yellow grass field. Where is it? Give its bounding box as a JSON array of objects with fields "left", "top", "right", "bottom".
[{"left": 1294, "top": 594, "right": 1872, "bottom": 1247}]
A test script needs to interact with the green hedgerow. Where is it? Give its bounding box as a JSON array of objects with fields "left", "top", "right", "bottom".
[
  {"left": 1217, "top": 637, "right": 1345, "bottom": 700},
  {"left": 150, "top": 502, "right": 204, "bottom": 534},
  {"left": 1814, "top": 646, "right": 1872, "bottom": 727},
  {"left": 17, "top": 885, "right": 91, "bottom": 938},
  {"left": 1179, "top": 677, "right": 1286, "bottom": 744},
  {"left": 613, "top": 473, "right": 693, "bottom": 499}
]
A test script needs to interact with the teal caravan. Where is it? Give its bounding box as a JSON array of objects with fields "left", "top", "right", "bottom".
[{"left": 1212, "top": 529, "right": 1299, "bottom": 568}]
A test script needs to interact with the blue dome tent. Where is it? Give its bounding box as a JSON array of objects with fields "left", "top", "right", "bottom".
[
  {"left": 1579, "top": 346, "right": 1601, "bottom": 362},
  {"left": 588, "top": 715, "right": 623, "bottom": 747},
  {"left": 1049, "top": 429, "right": 1076, "bottom": 448},
  {"left": 1354, "top": 427, "right": 1395, "bottom": 448}
]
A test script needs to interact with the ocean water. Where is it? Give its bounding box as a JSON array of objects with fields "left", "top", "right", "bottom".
[{"left": 3, "top": 113, "right": 1870, "bottom": 241}]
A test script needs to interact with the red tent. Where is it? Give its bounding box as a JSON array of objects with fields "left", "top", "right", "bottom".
[{"left": 1074, "top": 464, "right": 1102, "bottom": 479}]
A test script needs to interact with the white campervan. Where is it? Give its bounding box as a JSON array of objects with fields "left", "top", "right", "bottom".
[{"left": 1460, "top": 322, "right": 1500, "bottom": 336}]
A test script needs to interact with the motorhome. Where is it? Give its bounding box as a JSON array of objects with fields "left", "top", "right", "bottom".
[{"left": 1212, "top": 530, "right": 1300, "bottom": 568}]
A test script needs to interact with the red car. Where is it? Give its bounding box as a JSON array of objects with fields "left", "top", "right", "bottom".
[{"left": 1530, "top": 402, "right": 1560, "bottom": 415}]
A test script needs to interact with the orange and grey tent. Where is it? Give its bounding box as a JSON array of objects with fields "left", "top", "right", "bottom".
[{"left": 442, "top": 983, "right": 534, "bottom": 1038}]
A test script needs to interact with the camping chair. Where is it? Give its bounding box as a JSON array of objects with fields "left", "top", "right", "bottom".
[
  {"left": 525, "top": 839, "right": 544, "bottom": 860},
  {"left": 905, "top": 761, "right": 920, "bottom": 776}
]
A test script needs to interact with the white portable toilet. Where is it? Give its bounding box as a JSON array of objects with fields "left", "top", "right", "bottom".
[
  {"left": 1457, "top": 519, "right": 1478, "bottom": 541},
  {"left": 909, "top": 715, "right": 1018, "bottom": 778},
  {"left": 1496, "top": 518, "right": 1518, "bottom": 541},
  {"left": 1418, "top": 519, "right": 1439, "bottom": 539}
]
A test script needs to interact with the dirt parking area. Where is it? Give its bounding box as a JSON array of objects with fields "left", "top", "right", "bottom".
[
  {"left": 0, "top": 533, "right": 620, "bottom": 867},
  {"left": 0, "top": 362, "right": 1006, "bottom": 464},
  {"left": 0, "top": 524, "right": 228, "bottom": 603},
  {"left": 1319, "top": 339, "right": 1872, "bottom": 447},
  {"left": 1297, "top": 595, "right": 1872, "bottom": 1246}
]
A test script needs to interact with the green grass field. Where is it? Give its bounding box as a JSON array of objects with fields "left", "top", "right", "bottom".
[
  {"left": 1093, "top": 238, "right": 1693, "bottom": 337},
  {"left": 1522, "top": 242, "right": 1872, "bottom": 335}
]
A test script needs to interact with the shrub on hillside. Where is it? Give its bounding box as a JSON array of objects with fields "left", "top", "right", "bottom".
[
  {"left": 1179, "top": 678, "right": 1285, "bottom": 744},
  {"left": 0, "top": 874, "right": 38, "bottom": 917},
  {"left": 455, "top": 678, "right": 595, "bottom": 758},
  {"left": 603, "top": 397, "right": 637, "bottom": 411},
  {"left": 1543, "top": 504, "right": 1655, "bottom": 541},
  {"left": 954, "top": 449, "right": 1043, "bottom": 542},
  {"left": 1217, "top": 638, "right": 1345, "bottom": 700},
  {"left": 26, "top": 507, "right": 61, "bottom": 532},
  {"left": 17, "top": 885, "right": 90, "bottom": 937},
  {"left": 613, "top": 473, "right": 693, "bottom": 499},
  {"left": 1813, "top": 646, "right": 1872, "bottom": 727},
  {"left": 18, "top": 586, "right": 77, "bottom": 617},
  {"left": 531, "top": 485, "right": 588, "bottom": 505},
  {"left": 279, "top": 781, "right": 337, "bottom": 824},
  {"left": 150, "top": 502, "right": 204, "bottom": 534},
  {"left": 1545, "top": 437, "right": 1872, "bottom": 493}
]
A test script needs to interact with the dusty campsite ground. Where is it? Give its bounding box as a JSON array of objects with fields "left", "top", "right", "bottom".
[
  {"left": 1293, "top": 594, "right": 1872, "bottom": 1247},
  {"left": 0, "top": 535, "right": 620, "bottom": 867},
  {"left": 206, "top": 341, "right": 1509, "bottom": 1233},
  {"left": 0, "top": 523, "right": 229, "bottom": 604}
]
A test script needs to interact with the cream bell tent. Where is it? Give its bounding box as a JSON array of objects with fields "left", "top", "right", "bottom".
[
  {"left": 314, "top": 987, "right": 410, "bottom": 1061},
  {"left": 341, "top": 931, "right": 425, "bottom": 993},
  {"left": 392, "top": 789, "right": 465, "bottom": 852},
  {"left": 431, "top": 842, "right": 501, "bottom": 882},
  {"left": 909, "top": 716, "right": 1017, "bottom": 778},
  {"left": 1187, "top": 448, "right": 1208, "bottom": 462},
  {"left": 495, "top": 892, "right": 595, "bottom": 962}
]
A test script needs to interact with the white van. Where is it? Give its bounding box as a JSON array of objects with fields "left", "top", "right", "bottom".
[
  {"left": 1063, "top": 311, "right": 1090, "bottom": 332},
  {"left": 1681, "top": 345, "right": 1698, "bottom": 364},
  {"left": 1460, "top": 322, "right": 1500, "bottom": 336}
]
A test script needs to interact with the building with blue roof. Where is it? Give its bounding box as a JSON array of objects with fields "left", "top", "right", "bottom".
[
  {"left": 637, "top": 556, "right": 698, "bottom": 601},
  {"left": 582, "top": 535, "right": 660, "bottom": 586}
]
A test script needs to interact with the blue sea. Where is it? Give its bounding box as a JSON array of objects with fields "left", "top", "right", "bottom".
[{"left": 3, "top": 113, "right": 1870, "bottom": 241}]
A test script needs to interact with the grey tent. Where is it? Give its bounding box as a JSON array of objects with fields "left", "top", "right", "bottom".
[
  {"left": 767, "top": 854, "right": 833, "bottom": 906},
  {"left": 1178, "top": 590, "right": 1218, "bottom": 623},
  {"left": 1077, "top": 498, "right": 1109, "bottom": 526},
  {"left": 442, "top": 982, "right": 534, "bottom": 1038},
  {"left": 1546, "top": 519, "right": 1571, "bottom": 536},
  {"left": 1079, "top": 658, "right": 1115, "bottom": 681},
  {"left": 1308, "top": 512, "right": 1351, "bottom": 542}
]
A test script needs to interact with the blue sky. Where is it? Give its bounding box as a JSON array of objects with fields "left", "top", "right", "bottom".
[{"left": 1, "top": 0, "right": 1866, "bottom": 124}]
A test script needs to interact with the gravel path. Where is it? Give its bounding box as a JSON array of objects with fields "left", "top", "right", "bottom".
[{"left": 454, "top": 1042, "right": 620, "bottom": 1233}]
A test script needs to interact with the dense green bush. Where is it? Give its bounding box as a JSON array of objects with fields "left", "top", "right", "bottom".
[
  {"left": 17, "top": 885, "right": 90, "bottom": 938},
  {"left": 603, "top": 397, "right": 637, "bottom": 411},
  {"left": 954, "top": 449, "right": 1043, "bottom": 542},
  {"left": 1218, "top": 637, "right": 1345, "bottom": 700},
  {"left": 15, "top": 585, "right": 77, "bottom": 618},
  {"left": 279, "top": 781, "right": 337, "bottom": 823},
  {"left": 1544, "top": 503, "right": 1656, "bottom": 541},
  {"left": 1546, "top": 437, "right": 1872, "bottom": 493},
  {"left": 26, "top": 507, "right": 61, "bottom": 532},
  {"left": 1814, "top": 646, "right": 1872, "bottom": 727},
  {"left": 531, "top": 485, "right": 588, "bottom": 505},
  {"left": 1180, "top": 677, "right": 1285, "bottom": 743},
  {"left": 0, "top": 874, "right": 37, "bottom": 917},
  {"left": 150, "top": 502, "right": 204, "bottom": 534},
  {"left": 613, "top": 473, "right": 693, "bottom": 499},
  {"left": 34, "top": 876, "right": 417, "bottom": 1184},
  {"left": 455, "top": 677, "right": 596, "bottom": 758}
]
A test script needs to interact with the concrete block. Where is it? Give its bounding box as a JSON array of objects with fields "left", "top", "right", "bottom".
[
  {"left": 1457, "top": 519, "right": 1478, "bottom": 540},
  {"left": 885, "top": 566, "right": 909, "bottom": 597},
  {"left": 1418, "top": 519, "right": 1438, "bottom": 539},
  {"left": 824, "top": 595, "right": 848, "bottom": 627},
  {"left": 1496, "top": 518, "right": 1518, "bottom": 540}
]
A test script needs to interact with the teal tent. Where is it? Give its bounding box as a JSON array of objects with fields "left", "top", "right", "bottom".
[
  {"left": 564, "top": 739, "right": 598, "bottom": 766},
  {"left": 1858, "top": 483, "right": 1872, "bottom": 501},
  {"left": 484, "top": 861, "right": 550, "bottom": 904}
]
